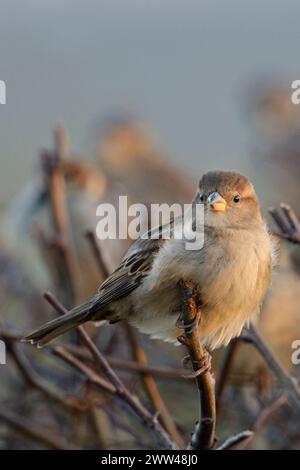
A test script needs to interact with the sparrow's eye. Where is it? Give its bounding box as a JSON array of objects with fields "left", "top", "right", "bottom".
[
  {"left": 233, "top": 195, "right": 241, "bottom": 203},
  {"left": 199, "top": 193, "right": 205, "bottom": 203}
]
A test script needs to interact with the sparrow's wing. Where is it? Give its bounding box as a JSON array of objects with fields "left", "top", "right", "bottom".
[
  {"left": 93, "top": 237, "right": 163, "bottom": 309},
  {"left": 91, "top": 213, "right": 181, "bottom": 312}
]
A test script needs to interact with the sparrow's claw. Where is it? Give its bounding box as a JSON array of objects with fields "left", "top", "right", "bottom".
[
  {"left": 177, "top": 334, "right": 188, "bottom": 346},
  {"left": 176, "top": 309, "right": 201, "bottom": 334},
  {"left": 176, "top": 317, "right": 197, "bottom": 330},
  {"left": 181, "top": 349, "right": 212, "bottom": 379},
  {"left": 182, "top": 354, "right": 192, "bottom": 368}
]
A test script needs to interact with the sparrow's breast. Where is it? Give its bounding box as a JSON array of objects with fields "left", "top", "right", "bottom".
[
  {"left": 196, "top": 227, "right": 272, "bottom": 348},
  {"left": 128, "top": 229, "right": 272, "bottom": 348}
]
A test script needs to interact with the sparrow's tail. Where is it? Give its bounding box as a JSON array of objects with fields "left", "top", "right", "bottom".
[{"left": 22, "top": 297, "right": 100, "bottom": 348}]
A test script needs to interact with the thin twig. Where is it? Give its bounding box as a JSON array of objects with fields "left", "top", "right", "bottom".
[
  {"left": 1, "top": 324, "right": 87, "bottom": 413},
  {"left": 0, "top": 405, "right": 79, "bottom": 450},
  {"left": 44, "top": 291, "right": 177, "bottom": 450},
  {"left": 89, "top": 403, "right": 110, "bottom": 450},
  {"left": 41, "top": 145, "right": 83, "bottom": 303},
  {"left": 85, "top": 230, "right": 110, "bottom": 278},
  {"left": 236, "top": 393, "right": 288, "bottom": 450},
  {"left": 124, "top": 323, "right": 185, "bottom": 448},
  {"left": 216, "top": 339, "right": 240, "bottom": 415},
  {"left": 241, "top": 324, "right": 300, "bottom": 414},
  {"left": 62, "top": 343, "right": 187, "bottom": 380},
  {"left": 104, "top": 406, "right": 151, "bottom": 449},
  {"left": 252, "top": 394, "right": 288, "bottom": 432},
  {"left": 8, "top": 341, "right": 87, "bottom": 413},
  {"left": 269, "top": 204, "right": 300, "bottom": 244},
  {"left": 53, "top": 345, "right": 117, "bottom": 394}
]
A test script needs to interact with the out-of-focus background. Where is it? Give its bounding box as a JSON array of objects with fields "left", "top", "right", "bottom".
[
  {"left": 1, "top": 0, "right": 300, "bottom": 450},
  {"left": 1, "top": 0, "right": 300, "bottom": 208}
]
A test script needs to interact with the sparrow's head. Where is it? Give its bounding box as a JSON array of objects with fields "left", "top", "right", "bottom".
[{"left": 197, "top": 171, "right": 263, "bottom": 228}]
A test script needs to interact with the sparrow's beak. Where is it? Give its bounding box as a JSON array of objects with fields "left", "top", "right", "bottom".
[{"left": 207, "top": 192, "right": 227, "bottom": 212}]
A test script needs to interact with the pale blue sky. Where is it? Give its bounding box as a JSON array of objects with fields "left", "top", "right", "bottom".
[{"left": 0, "top": 0, "right": 299, "bottom": 203}]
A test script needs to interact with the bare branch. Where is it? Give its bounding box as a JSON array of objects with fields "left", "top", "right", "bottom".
[
  {"left": 236, "top": 394, "right": 288, "bottom": 450},
  {"left": 44, "top": 291, "right": 177, "bottom": 450},
  {"left": 124, "top": 323, "right": 185, "bottom": 448},
  {"left": 62, "top": 343, "right": 187, "bottom": 380},
  {"left": 41, "top": 148, "right": 83, "bottom": 302},
  {"left": 216, "top": 339, "right": 240, "bottom": 415},
  {"left": 85, "top": 230, "right": 110, "bottom": 278},
  {"left": 241, "top": 324, "right": 300, "bottom": 414},
  {"left": 53, "top": 345, "right": 117, "bottom": 394},
  {"left": 8, "top": 341, "right": 87, "bottom": 413},
  {"left": 0, "top": 405, "right": 79, "bottom": 450},
  {"left": 0, "top": 326, "right": 186, "bottom": 381},
  {"left": 269, "top": 204, "right": 300, "bottom": 244},
  {"left": 178, "top": 280, "right": 216, "bottom": 450}
]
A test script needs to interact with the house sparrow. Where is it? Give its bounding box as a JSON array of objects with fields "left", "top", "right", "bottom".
[{"left": 23, "top": 171, "right": 275, "bottom": 350}]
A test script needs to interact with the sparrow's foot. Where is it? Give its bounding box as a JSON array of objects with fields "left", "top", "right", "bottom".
[
  {"left": 177, "top": 334, "right": 188, "bottom": 346},
  {"left": 176, "top": 309, "right": 201, "bottom": 334},
  {"left": 181, "top": 349, "right": 212, "bottom": 379}
]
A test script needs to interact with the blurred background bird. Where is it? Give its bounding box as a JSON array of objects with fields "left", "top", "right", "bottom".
[{"left": 97, "top": 117, "right": 196, "bottom": 205}]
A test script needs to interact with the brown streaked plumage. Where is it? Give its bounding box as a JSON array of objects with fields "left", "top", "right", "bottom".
[{"left": 23, "top": 171, "right": 276, "bottom": 350}]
